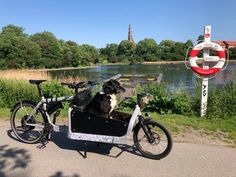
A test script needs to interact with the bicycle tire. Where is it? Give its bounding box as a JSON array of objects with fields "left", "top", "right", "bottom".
[
  {"left": 133, "top": 120, "right": 172, "bottom": 160},
  {"left": 10, "top": 101, "right": 46, "bottom": 144}
]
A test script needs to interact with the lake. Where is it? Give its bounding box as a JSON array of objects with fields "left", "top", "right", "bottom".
[{"left": 48, "top": 62, "right": 236, "bottom": 92}]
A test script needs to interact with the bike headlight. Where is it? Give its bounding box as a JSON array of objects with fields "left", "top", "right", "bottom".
[{"left": 137, "top": 92, "right": 153, "bottom": 110}]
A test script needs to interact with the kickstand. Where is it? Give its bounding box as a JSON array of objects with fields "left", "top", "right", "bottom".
[
  {"left": 77, "top": 141, "right": 87, "bottom": 158},
  {"left": 84, "top": 141, "right": 87, "bottom": 158}
]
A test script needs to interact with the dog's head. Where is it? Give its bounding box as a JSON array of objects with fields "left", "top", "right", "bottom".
[{"left": 102, "top": 80, "right": 125, "bottom": 95}]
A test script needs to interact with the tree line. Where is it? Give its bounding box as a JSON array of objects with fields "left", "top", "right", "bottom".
[{"left": 0, "top": 25, "right": 235, "bottom": 69}]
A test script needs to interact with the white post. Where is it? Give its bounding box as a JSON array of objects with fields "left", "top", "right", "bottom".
[{"left": 200, "top": 26, "right": 211, "bottom": 117}]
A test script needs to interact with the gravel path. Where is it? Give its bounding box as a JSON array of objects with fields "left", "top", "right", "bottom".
[{"left": 1, "top": 120, "right": 236, "bottom": 177}]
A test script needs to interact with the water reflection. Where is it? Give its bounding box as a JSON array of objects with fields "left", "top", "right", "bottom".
[{"left": 48, "top": 63, "right": 236, "bottom": 91}]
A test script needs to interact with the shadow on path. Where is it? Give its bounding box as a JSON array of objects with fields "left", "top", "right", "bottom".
[
  {"left": 48, "top": 131, "right": 144, "bottom": 159},
  {"left": 49, "top": 171, "right": 80, "bottom": 177},
  {"left": 0, "top": 144, "right": 31, "bottom": 177},
  {"left": 7, "top": 129, "right": 21, "bottom": 143},
  {"left": 7, "top": 128, "right": 145, "bottom": 159}
]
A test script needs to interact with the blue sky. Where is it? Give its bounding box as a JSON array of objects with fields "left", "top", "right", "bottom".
[{"left": 0, "top": 0, "right": 235, "bottom": 48}]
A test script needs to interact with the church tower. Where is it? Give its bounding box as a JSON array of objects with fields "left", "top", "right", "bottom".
[{"left": 128, "top": 24, "right": 136, "bottom": 47}]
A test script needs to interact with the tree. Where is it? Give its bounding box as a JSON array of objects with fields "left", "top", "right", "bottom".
[
  {"left": 117, "top": 40, "right": 135, "bottom": 57},
  {"left": 1, "top": 24, "right": 27, "bottom": 37},
  {"left": 171, "top": 42, "right": 185, "bottom": 61},
  {"left": 159, "top": 40, "right": 193, "bottom": 61},
  {"left": 136, "top": 38, "right": 159, "bottom": 61},
  {"left": 160, "top": 40, "right": 175, "bottom": 48},
  {"left": 30, "top": 31, "right": 63, "bottom": 68},
  {"left": 184, "top": 40, "right": 193, "bottom": 49},
  {"left": 58, "top": 40, "right": 72, "bottom": 67},
  {"left": 79, "top": 44, "right": 98, "bottom": 65},
  {"left": 0, "top": 25, "right": 41, "bottom": 69},
  {"left": 100, "top": 43, "right": 118, "bottom": 63},
  {"left": 197, "top": 35, "right": 204, "bottom": 44},
  {"left": 159, "top": 40, "right": 176, "bottom": 60}
]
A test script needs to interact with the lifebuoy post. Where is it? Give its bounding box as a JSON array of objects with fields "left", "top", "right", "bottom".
[
  {"left": 188, "top": 26, "right": 226, "bottom": 116},
  {"left": 201, "top": 26, "right": 211, "bottom": 116},
  {"left": 187, "top": 26, "right": 227, "bottom": 116}
]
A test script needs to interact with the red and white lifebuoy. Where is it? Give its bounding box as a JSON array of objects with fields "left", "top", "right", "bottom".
[{"left": 189, "top": 41, "right": 226, "bottom": 76}]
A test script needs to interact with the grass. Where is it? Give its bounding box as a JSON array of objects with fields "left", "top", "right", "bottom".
[
  {"left": 118, "top": 110, "right": 236, "bottom": 144},
  {"left": 0, "top": 108, "right": 11, "bottom": 120},
  {"left": 149, "top": 113, "right": 236, "bottom": 144}
]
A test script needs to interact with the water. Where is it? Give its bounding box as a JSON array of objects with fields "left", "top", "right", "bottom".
[{"left": 49, "top": 62, "right": 236, "bottom": 92}]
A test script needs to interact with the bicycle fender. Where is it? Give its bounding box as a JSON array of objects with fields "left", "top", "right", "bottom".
[
  {"left": 10, "top": 100, "right": 48, "bottom": 123},
  {"left": 11, "top": 100, "right": 37, "bottom": 112}
]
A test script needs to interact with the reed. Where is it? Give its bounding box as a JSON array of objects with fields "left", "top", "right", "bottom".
[
  {"left": 59, "top": 76, "right": 85, "bottom": 83},
  {"left": 0, "top": 69, "right": 52, "bottom": 80},
  {"left": 0, "top": 69, "right": 86, "bottom": 83}
]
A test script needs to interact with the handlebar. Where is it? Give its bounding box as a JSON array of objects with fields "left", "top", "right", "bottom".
[
  {"left": 61, "top": 81, "right": 97, "bottom": 89},
  {"left": 61, "top": 74, "right": 122, "bottom": 90}
]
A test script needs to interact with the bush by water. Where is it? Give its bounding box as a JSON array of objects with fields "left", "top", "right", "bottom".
[{"left": 0, "top": 79, "right": 235, "bottom": 119}]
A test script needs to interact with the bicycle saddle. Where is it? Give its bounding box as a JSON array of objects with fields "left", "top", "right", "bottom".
[{"left": 29, "top": 80, "right": 47, "bottom": 85}]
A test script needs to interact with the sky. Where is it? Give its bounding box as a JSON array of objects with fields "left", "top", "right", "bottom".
[{"left": 0, "top": 0, "right": 235, "bottom": 48}]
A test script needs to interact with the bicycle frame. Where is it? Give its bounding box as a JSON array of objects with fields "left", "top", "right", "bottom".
[
  {"left": 24, "top": 93, "right": 142, "bottom": 144},
  {"left": 24, "top": 95, "right": 74, "bottom": 131}
]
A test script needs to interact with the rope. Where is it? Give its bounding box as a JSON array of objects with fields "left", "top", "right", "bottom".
[
  {"left": 221, "top": 49, "right": 229, "bottom": 71},
  {"left": 184, "top": 47, "right": 193, "bottom": 70}
]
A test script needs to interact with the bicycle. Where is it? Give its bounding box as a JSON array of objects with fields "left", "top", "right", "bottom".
[{"left": 10, "top": 74, "right": 172, "bottom": 160}]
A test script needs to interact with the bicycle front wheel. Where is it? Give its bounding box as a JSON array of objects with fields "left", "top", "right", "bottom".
[
  {"left": 133, "top": 120, "right": 172, "bottom": 160},
  {"left": 10, "top": 101, "right": 46, "bottom": 144}
]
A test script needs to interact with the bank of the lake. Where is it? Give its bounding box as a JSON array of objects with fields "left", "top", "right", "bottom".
[
  {"left": 1, "top": 60, "right": 236, "bottom": 73},
  {"left": 23, "top": 61, "right": 183, "bottom": 72},
  {"left": 37, "top": 60, "right": 236, "bottom": 71},
  {"left": 1, "top": 61, "right": 236, "bottom": 93}
]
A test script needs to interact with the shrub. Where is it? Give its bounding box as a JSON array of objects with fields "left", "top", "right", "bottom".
[
  {"left": 0, "top": 79, "right": 39, "bottom": 107},
  {"left": 145, "top": 95, "right": 173, "bottom": 114},
  {"left": 206, "top": 82, "right": 236, "bottom": 119},
  {"left": 118, "top": 96, "right": 137, "bottom": 111},
  {"left": 140, "top": 83, "right": 171, "bottom": 114},
  {"left": 170, "top": 91, "right": 192, "bottom": 115},
  {"left": 120, "top": 83, "right": 193, "bottom": 115},
  {"left": 1, "top": 79, "right": 235, "bottom": 119},
  {"left": 140, "top": 83, "right": 168, "bottom": 98},
  {"left": 0, "top": 79, "right": 72, "bottom": 108},
  {"left": 191, "top": 78, "right": 201, "bottom": 115},
  {"left": 42, "top": 81, "right": 72, "bottom": 98}
]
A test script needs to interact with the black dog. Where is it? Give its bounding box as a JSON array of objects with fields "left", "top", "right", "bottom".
[{"left": 86, "top": 80, "right": 125, "bottom": 118}]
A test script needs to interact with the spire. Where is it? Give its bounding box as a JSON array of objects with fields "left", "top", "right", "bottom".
[{"left": 128, "top": 24, "right": 136, "bottom": 47}]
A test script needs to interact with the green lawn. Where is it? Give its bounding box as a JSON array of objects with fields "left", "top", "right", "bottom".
[
  {"left": 0, "top": 108, "right": 11, "bottom": 120},
  {"left": 149, "top": 113, "right": 236, "bottom": 144}
]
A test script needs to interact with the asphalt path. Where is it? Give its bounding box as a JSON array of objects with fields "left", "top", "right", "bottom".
[{"left": 0, "top": 120, "right": 236, "bottom": 177}]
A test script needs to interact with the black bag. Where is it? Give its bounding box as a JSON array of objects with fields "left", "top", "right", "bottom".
[{"left": 72, "top": 89, "right": 92, "bottom": 107}]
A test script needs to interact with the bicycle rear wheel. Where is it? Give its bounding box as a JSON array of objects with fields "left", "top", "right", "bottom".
[
  {"left": 133, "top": 120, "right": 172, "bottom": 160},
  {"left": 10, "top": 101, "right": 46, "bottom": 144}
]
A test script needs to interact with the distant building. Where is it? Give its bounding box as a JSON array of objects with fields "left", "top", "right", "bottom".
[
  {"left": 214, "top": 41, "right": 236, "bottom": 50},
  {"left": 128, "top": 24, "right": 136, "bottom": 47}
]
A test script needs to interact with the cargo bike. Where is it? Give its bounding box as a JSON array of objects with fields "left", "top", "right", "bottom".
[{"left": 10, "top": 74, "right": 172, "bottom": 160}]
